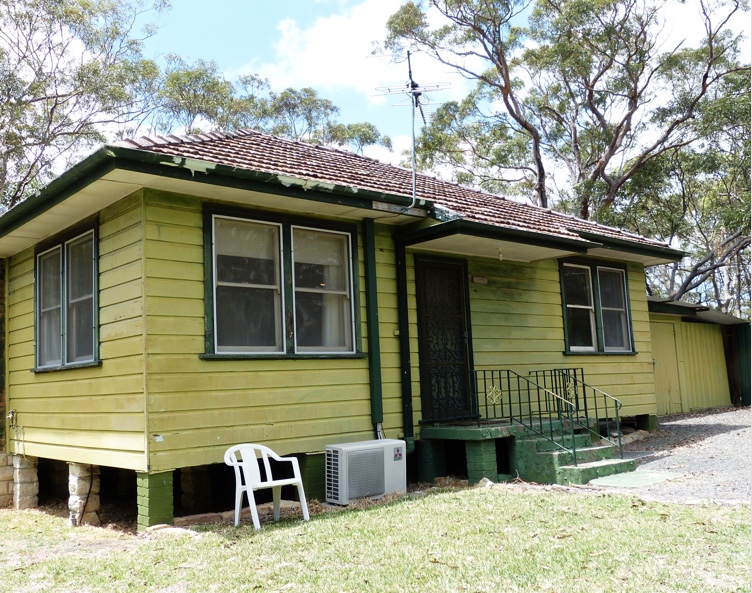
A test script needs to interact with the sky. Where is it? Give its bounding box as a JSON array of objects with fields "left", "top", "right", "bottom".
[
  {"left": 140, "top": 0, "right": 472, "bottom": 163},
  {"left": 139, "top": 0, "right": 750, "bottom": 165}
]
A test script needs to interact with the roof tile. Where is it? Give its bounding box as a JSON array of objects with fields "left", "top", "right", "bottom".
[{"left": 115, "top": 129, "right": 671, "bottom": 250}]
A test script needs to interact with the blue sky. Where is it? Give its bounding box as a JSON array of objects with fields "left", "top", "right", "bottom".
[
  {"left": 139, "top": 0, "right": 471, "bottom": 162},
  {"left": 139, "top": 0, "right": 749, "bottom": 165}
]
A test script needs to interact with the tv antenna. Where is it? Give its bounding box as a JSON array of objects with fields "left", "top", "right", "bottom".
[{"left": 376, "top": 51, "right": 449, "bottom": 209}]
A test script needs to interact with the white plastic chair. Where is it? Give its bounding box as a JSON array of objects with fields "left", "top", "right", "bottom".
[{"left": 224, "top": 443, "right": 310, "bottom": 529}]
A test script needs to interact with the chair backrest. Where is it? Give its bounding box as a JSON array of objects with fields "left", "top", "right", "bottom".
[{"left": 224, "top": 444, "right": 277, "bottom": 488}]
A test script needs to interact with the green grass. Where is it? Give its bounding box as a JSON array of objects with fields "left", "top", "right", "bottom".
[{"left": 1, "top": 486, "right": 749, "bottom": 593}]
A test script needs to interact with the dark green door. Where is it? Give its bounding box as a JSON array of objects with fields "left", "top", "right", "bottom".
[{"left": 416, "top": 258, "right": 474, "bottom": 422}]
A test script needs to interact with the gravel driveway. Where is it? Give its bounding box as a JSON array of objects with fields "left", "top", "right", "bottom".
[{"left": 591, "top": 407, "right": 751, "bottom": 504}]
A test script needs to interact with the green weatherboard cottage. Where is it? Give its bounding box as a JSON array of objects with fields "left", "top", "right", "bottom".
[{"left": 0, "top": 130, "right": 686, "bottom": 529}]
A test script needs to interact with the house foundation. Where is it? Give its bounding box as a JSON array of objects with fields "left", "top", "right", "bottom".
[
  {"left": 68, "top": 463, "right": 100, "bottom": 526},
  {"left": 137, "top": 471, "right": 173, "bottom": 531},
  {"left": 0, "top": 453, "right": 12, "bottom": 508},
  {"left": 13, "top": 455, "right": 38, "bottom": 510},
  {"left": 180, "top": 466, "right": 212, "bottom": 514}
]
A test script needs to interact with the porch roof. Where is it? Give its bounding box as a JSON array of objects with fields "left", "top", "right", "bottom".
[{"left": 0, "top": 129, "right": 685, "bottom": 265}]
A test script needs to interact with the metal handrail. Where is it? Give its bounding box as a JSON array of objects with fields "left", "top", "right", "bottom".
[
  {"left": 530, "top": 368, "right": 624, "bottom": 459},
  {"left": 471, "top": 369, "right": 580, "bottom": 464}
]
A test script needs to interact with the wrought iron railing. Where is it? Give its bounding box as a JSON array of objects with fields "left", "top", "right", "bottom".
[
  {"left": 529, "top": 368, "right": 624, "bottom": 459},
  {"left": 420, "top": 365, "right": 624, "bottom": 466},
  {"left": 471, "top": 368, "right": 580, "bottom": 461}
]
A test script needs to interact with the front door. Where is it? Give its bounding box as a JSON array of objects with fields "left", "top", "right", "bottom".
[{"left": 415, "top": 258, "right": 474, "bottom": 422}]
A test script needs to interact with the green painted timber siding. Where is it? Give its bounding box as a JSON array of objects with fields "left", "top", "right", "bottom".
[
  {"left": 406, "top": 253, "right": 658, "bottom": 437},
  {"left": 5, "top": 193, "right": 147, "bottom": 470},
  {"left": 142, "top": 191, "right": 404, "bottom": 472},
  {"left": 650, "top": 315, "right": 731, "bottom": 413}
]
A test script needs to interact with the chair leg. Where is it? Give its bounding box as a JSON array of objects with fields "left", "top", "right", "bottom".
[
  {"left": 272, "top": 486, "right": 281, "bottom": 522},
  {"left": 296, "top": 482, "right": 310, "bottom": 521},
  {"left": 234, "top": 487, "right": 244, "bottom": 527},
  {"left": 247, "top": 490, "right": 261, "bottom": 530}
]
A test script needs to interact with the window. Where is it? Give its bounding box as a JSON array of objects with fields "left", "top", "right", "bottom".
[
  {"left": 209, "top": 213, "right": 356, "bottom": 355},
  {"left": 36, "top": 230, "right": 97, "bottom": 369},
  {"left": 560, "top": 261, "right": 632, "bottom": 353}
]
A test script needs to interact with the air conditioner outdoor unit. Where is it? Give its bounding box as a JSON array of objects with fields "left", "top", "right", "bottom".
[{"left": 325, "top": 439, "right": 406, "bottom": 505}]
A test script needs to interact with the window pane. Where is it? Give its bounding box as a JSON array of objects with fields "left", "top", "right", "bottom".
[
  {"left": 562, "top": 266, "right": 592, "bottom": 307},
  {"left": 293, "top": 229, "right": 346, "bottom": 291},
  {"left": 598, "top": 269, "right": 626, "bottom": 309},
  {"left": 39, "top": 249, "right": 61, "bottom": 310},
  {"left": 39, "top": 308, "right": 62, "bottom": 366},
  {"left": 567, "top": 307, "right": 595, "bottom": 349},
  {"left": 602, "top": 310, "right": 629, "bottom": 350},
  {"left": 295, "top": 293, "right": 351, "bottom": 349},
  {"left": 214, "top": 217, "right": 282, "bottom": 352},
  {"left": 292, "top": 228, "right": 352, "bottom": 352},
  {"left": 215, "top": 218, "right": 279, "bottom": 285},
  {"left": 68, "top": 299, "right": 94, "bottom": 361},
  {"left": 216, "top": 286, "right": 281, "bottom": 350},
  {"left": 66, "top": 234, "right": 94, "bottom": 363},
  {"left": 38, "top": 249, "right": 62, "bottom": 366}
]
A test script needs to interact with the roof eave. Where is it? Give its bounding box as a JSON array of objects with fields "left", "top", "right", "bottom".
[{"left": 574, "top": 230, "right": 686, "bottom": 265}]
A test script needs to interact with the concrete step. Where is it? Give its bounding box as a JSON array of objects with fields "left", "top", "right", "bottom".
[
  {"left": 541, "top": 444, "right": 617, "bottom": 467},
  {"left": 556, "top": 457, "right": 637, "bottom": 485}
]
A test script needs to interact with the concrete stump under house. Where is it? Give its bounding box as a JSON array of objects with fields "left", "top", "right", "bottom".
[{"left": 68, "top": 463, "right": 101, "bottom": 527}]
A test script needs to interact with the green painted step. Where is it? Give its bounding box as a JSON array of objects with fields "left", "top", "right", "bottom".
[{"left": 556, "top": 457, "right": 637, "bottom": 485}]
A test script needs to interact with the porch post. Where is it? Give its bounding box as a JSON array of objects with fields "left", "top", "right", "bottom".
[{"left": 394, "top": 238, "right": 415, "bottom": 453}]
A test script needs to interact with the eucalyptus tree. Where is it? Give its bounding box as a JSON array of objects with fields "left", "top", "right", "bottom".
[
  {"left": 0, "top": 0, "right": 167, "bottom": 207},
  {"left": 383, "top": 0, "right": 748, "bottom": 217}
]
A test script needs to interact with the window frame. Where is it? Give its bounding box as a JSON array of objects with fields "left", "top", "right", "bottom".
[
  {"left": 203, "top": 207, "right": 361, "bottom": 359},
  {"left": 35, "top": 226, "right": 99, "bottom": 371},
  {"left": 559, "top": 259, "right": 635, "bottom": 355}
]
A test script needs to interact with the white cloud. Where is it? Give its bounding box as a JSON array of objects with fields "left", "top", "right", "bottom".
[{"left": 240, "top": 0, "right": 470, "bottom": 106}]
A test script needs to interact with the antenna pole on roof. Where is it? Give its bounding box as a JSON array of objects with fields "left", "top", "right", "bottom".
[
  {"left": 408, "top": 51, "right": 418, "bottom": 210},
  {"left": 375, "top": 51, "right": 448, "bottom": 213}
]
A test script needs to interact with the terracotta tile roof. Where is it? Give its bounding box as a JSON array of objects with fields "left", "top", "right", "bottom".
[{"left": 115, "top": 129, "right": 670, "bottom": 250}]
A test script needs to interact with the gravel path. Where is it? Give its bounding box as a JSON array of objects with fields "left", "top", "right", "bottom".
[{"left": 597, "top": 407, "right": 751, "bottom": 504}]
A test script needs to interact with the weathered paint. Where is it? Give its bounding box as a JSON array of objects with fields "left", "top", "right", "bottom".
[
  {"left": 141, "top": 190, "right": 395, "bottom": 472},
  {"left": 5, "top": 193, "right": 147, "bottom": 470},
  {"left": 650, "top": 315, "right": 732, "bottom": 413},
  {"left": 404, "top": 252, "right": 658, "bottom": 434}
]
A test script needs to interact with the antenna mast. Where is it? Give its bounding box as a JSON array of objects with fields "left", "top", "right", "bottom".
[{"left": 376, "top": 51, "right": 448, "bottom": 211}]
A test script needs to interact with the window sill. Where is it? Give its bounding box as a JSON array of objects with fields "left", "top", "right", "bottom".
[
  {"left": 200, "top": 352, "right": 367, "bottom": 361},
  {"left": 563, "top": 350, "right": 638, "bottom": 356},
  {"left": 32, "top": 360, "right": 102, "bottom": 373}
]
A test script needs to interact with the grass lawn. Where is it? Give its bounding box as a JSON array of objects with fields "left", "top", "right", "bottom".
[{"left": 0, "top": 484, "right": 749, "bottom": 593}]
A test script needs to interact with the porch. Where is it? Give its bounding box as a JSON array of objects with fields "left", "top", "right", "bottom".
[{"left": 417, "top": 368, "right": 636, "bottom": 485}]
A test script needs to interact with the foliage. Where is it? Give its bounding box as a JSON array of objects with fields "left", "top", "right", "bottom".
[
  {"left": 0, "top": 0, "right": 167, "bottom": 208},
  {"left": 149, "top": 59, "right": 392, "bottom": 152},
  {"left": 384, "top": 0, "right": 747, "bottom": 213},
  {"left": 0, "top": 4, "right": 390, "bottom": 208},
  {"left": 384, "top": 0, "right": 750, "bottom": 313}
]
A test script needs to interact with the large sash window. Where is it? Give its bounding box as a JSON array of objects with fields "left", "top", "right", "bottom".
[
  {"left": 560, "top": 261, "right": 633, "bottom": 353},
  {"left": 36, "top": 230, "right": 97, "bottom": 369},
  {"left": 210, "top": 214, "right": 356, "bottom": 356}
]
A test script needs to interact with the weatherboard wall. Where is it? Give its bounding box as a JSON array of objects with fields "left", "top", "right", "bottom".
[
  {"left": 5, "top": 194, "right": 147, "bottom": 470},
  {"left": 405, "top": 253, "right": 658, "bottom": 429},
  {"left": 141, "top": 190, "right": 397, "bottom": 472}
]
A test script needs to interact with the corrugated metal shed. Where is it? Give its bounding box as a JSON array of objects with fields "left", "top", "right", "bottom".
[{"left": 648, "top": 298, "right": 750, "bottom": 411}]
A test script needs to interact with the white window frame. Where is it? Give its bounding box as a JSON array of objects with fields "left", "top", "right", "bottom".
[
  {"left": 209, "top": 213, "right": 357, "bottom": 356},
  {"left": 212, "top": 215, "right": 285, "bottom": 354},
  {"left": 561, "top": 261, "right": 633, "bottom": 354},
  {"left": 36, "top": 229, "right": 97, "bottom": 369},
  {"left": 291, "top": 225, "right": 356, "bottom": 354}
]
